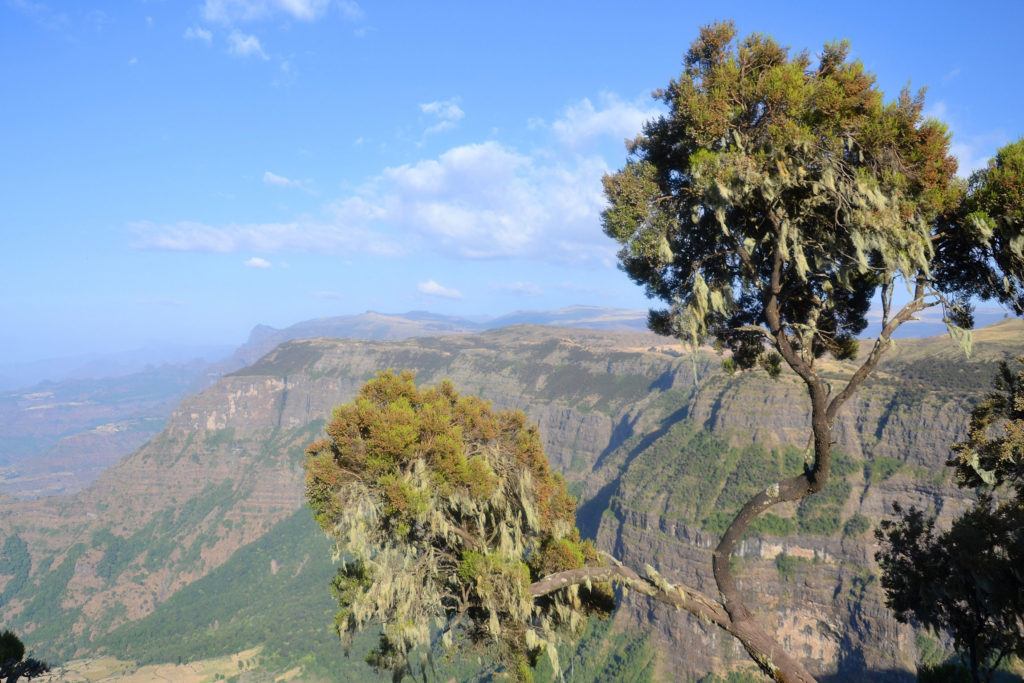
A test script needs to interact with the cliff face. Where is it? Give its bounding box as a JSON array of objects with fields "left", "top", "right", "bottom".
[{"left": 1, "top": 321, "right": 1021, "bottom": 678}]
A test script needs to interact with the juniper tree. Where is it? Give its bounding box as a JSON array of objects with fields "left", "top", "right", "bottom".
[
  {"left": 876, "top": 358, "right": 1024, "bottom": 683},
  {"left": 305, "top": 371, "right": 718, "bottom": 681},
  {"left": 601, "top": 20, "right": 1024, "bottom": 682},
  {"left": 0, "top": 630, "right": 49, "bottom": 683}
]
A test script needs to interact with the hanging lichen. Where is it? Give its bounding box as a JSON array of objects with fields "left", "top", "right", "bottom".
[{"left": 304, "top": 370, "right": 613, "bottom": 681}]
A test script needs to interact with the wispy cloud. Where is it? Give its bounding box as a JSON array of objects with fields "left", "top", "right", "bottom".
[
  {"left": 420, "top": 98, "right": 464, "bottom": 135},
  {"left": 550, "top": 93, "right": 660, "bottom": 147},
  {"left": 262, "top": 170, "right": 305, "bottom": 188},
  {"left": 312, "top": 290, "right": 344, "bottom": 300},
  {"left": 337, "top": 0, "right": 363, "bottom": 21},
  {"left": 201, "top": 0, "right": 331, "bottom": 23},
  {"left": 244, "top": 256, "right": 272, "bottom": 268},
  {"left": 131, "top": 220, "right": 403, "bottom": 257},
  {"left": 951, "top": 132, "right": 1008, "bottom": 177},
  {"left": 184, "top": 25, "right": 213, "bottom": 44},
  {"left": 417, "top": 280, "right": 463, "bottom": 299},
  {"left": 227, "top": 30, "right": 268, "bottom": 59}
]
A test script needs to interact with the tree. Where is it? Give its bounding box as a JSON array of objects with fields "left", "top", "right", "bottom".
[
  {"left": 876, "top": 358, "right": 1024, "bottom": 683},
  {"left": 305, "top": 370, "right": 719, "bottom": 681},
  {"left": 0, "top": 630, "right": 49, "bottom": 683},
  {"left": 600, "top": 20, "right": 1023, "bottom": 682}
]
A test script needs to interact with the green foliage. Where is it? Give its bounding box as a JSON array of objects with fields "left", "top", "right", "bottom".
[
  {"left": 0, "top": 629, "right": 50, "bottom": 681},
  {"left": 601, "top": 20, "right": 975, "bottom": 369},
  {"left": 774, "top": 552, "right": 807, "bottom": 583},
  {"left": 303, "top": 371, "right": 612, "bottom": 680},
  {"left": 949, "top": 357, "right": 1024, "bottom": 490},
  {"left": 795, "top": 450, "right": 857, "bottom": 535},
  {"left": 12, "top": 544, "right": 86, "bottom": 657},
  {"left": 618, "top": 420, "right": 863, "bottom": 539},
  {"left": 842, "top": 513, "right": 872, "bottom": 538},
  {"left": 699, "top": 668, "right": 768, "bottom": 682},
  {"left": 877, "top": 360, "right": 1024, "bottom": 682},
  {"left": 97, "top": 507, "right": 382, "bottom": 679},
  {"left": 938, "top": 139, "right": 1024, "bottom": 315},
  {"left": 865, "top": 456, "right": 903, "bottom": 483},
  {"left": 0, "top": 535, "right": 31, "bottom": 599}
]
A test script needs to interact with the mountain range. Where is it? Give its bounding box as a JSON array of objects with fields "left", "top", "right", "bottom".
[
  {"left": 0, "top": 307, "right": 647, "bottom": 499},
  {"left": 2, "top": 316, "right": 1022, "bottom": 680}
]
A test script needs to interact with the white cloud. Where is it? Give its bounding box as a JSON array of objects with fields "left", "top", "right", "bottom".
[
  {"left": 134, "top": 97, "right": 641, "bottom": 266},
  {"left": 132, "top": 220, "right": 403, "bottom": 257},
  {"left": 312, "top": 290, "right": 344, "bottom": 299},
  {"left": 551, "top": 93, "right": 660, "bottom": 147},
  {"left": 202, "top": 0, "right": 330, "bottom": 23},
  {"left": 328, "top": 140, "right": 614, "bottom": 263},
  {"left": 227, "top": 30, "right": 268, "bottom": 59},
  {"left": 420, "top": 98, "right": 465, "bottom": 135},
  {"left": 263, "top": 171, "right": 299, "bottom": 187},
  {"left": 417, "top": 280, "right": 463, "bottom": 299},
  {"left": 923, "top": 100, "right": 947, "bottom": 121},
  {"left": 491, "top": 281, "right": 542, "bottom": 296},
  {"left": 244, "top": 256, "right": 272, "bottom": 268},
  {"left": 951, "top": 130, "right": 1008, "bottom": 177},
  {"left": 184, "top": 25, "right": 213, "bottom": 44},
  {"left": 128, "top": 57, "right": 138, "bottom": 66}
]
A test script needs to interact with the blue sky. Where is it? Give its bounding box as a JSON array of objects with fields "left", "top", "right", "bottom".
[{"left": 2, "top": 1, "right": 1023, "bottom": 364}]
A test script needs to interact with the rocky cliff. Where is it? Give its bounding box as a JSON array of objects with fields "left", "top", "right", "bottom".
[{"left": 1, "top": 320, "right": 1021, "bottom": 679}]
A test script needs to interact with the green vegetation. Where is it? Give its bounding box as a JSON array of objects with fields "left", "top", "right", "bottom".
[
  {"left": 877, "top": 358, "right": 1024, "bottom": 683},
  {"left": 774, "top": 552, "right": 811, "bottom": 583},
  {"left": 600, "top": 17, "right": 1023, "bottom": 679},
  {"left": 96, "top": 507, "right": 380, "bottom": 679},
  {"left": 864, "top": 456, "right": 903, "bottom": 483},
  {"left": 0, "top": 629, "right": 49, "bottom": 681},
  {"left": 304, "top": 371, "right": 611, "bottom": 680},
  {"left": 842, "top": 513, "right": 872, "bottom": 539},
  {"left": 12, "top": 544, "right": 86, "bottom": 657},
  {"left": 0, "top": 535, "right": 30, "bottom": 599},
  {"left": 619, "top": 424, "right": 864, "bottom": 540},
  {"left": 562, "top": 616, "right": 656, "bottom": 682}
]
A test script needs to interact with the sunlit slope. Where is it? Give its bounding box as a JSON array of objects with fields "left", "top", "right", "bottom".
[{"left": 1, "top": 321, "right": 1021, "bottom": 679}]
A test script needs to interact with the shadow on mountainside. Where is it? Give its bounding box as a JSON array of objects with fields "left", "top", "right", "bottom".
[{"left": 577, "top": 404, "right": 689, "bottom": 540}]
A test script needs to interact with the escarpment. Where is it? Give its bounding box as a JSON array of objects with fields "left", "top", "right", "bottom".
[{"left": 2, "top": 320, "right": 1021, "bottom": 678}]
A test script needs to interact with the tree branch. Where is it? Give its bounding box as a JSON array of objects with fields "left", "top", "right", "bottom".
[
  {"left": 529, "top": 564, "right": 730, "bottom": 630},
  {"left": 826, "top": 278, "right": 936, "bottom": 423}
]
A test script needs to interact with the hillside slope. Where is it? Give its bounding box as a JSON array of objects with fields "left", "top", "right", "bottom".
[{"left": 1, "top": 320, "right": 1021, "bottom": 679}]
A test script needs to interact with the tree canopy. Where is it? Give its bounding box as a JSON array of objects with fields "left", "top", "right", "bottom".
[
  {"left": 601, "top": 19, "right": 1024, "bottom": 682},
  {"left": 303, "top": 370, "right": 613, "bottom": 681},
  {"left": 876, "top": 358, "right": 1024, "bottom": 683},
  {"left": 0, "top": 630, "right": 48, "bottom": 683}
]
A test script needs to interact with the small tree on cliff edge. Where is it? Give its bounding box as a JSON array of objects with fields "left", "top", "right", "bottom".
[
  {"left": 876, "top": 358, "right": 1024, "bottom": 683},
  {"left": 0, "top": 630, "right": 49, "bottom": 683},
  {"left": 601, "top": 20, "right": 1023, "bottom": 682},
  {"left": 306, "top": 370, "right": 716, "bottom": 681}
]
